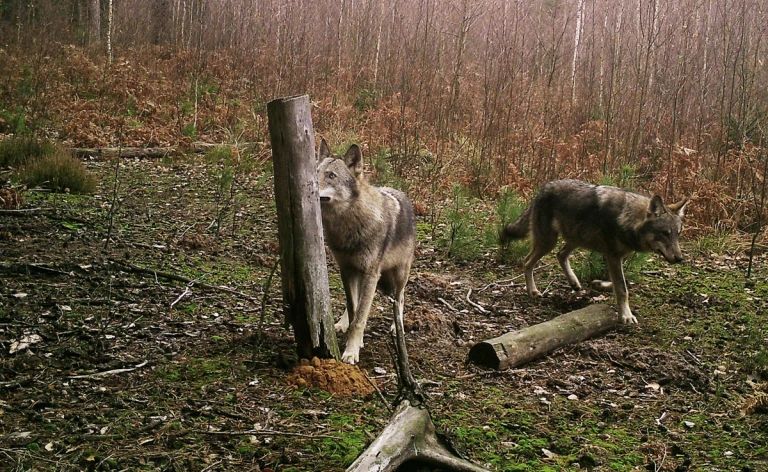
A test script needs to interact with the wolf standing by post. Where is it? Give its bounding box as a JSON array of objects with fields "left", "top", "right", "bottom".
[
  {"left": 317, "top": 139, "right": 416, "bottom": 364},
  {"left": 501, "top": 179, "right": 688, "bottom": 324}
]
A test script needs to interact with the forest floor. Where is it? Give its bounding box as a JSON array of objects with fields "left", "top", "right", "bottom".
[{"left": 1, "top": 155, "right": 767, "bottom": 472}]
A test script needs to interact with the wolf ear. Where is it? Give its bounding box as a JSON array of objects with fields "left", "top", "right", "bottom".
[
  {"left": 648, "top": 195, "right": 667, "bottom": 217},
  {"left": 318, "top": 138, "right": 332, "bottom": 161},
  {"left": 668, "top": 197, "right": 689, "bottom": 217},
  {"left": 344, "top": 144, "right": 363, "bottom": 176}
]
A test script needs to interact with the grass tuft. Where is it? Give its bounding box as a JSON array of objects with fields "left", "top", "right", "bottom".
[
  {"left": 0, "top": 136, "right": 57, "bottom": 167},
  {"left": 18, "top": 152, "right": 97, "bottom": 194}
]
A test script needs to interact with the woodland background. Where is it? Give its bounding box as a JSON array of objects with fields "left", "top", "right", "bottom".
[
  {"left": 2, "top": 2, "right": 768, "bottom": 471},
  {"left": 1, "top": 0, "right": 767, "bottom": 236}
]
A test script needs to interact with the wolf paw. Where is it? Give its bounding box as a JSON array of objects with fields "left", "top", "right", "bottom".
[
  {"left": 341, "top": 349, "right": 360, "bottom": 365},
  {"left": 621, "top": 312, "right": 638, "bottom": 324},
  {"left": 528, "top": 289, "right": 542, "bottom": 297}
]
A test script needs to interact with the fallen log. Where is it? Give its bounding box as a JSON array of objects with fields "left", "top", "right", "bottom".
[
  {"left": 346, "top": 300, "right": 489, "bottom": 472},
  {"left": 72, "top": 142, "right": 261, "bottom": 159},
  {"left": 468, "top": 304, "right": 619, "bottom": 370},
  {"left": 72, "top": 146, "right": 179, "bottom": 159}
]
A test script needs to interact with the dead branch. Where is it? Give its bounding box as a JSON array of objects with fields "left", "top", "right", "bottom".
[
  {"left": 0, "top": 262, "right": 75, "bottom": 277},
  {"left": 72, "top": 142, "right": 261, "bottom": 160},
  {"left": 465, "top": 288, "right": 489, "bottom": 314},
  {"left": 346, "top": 300, "right": 489, "bottom": 472},
  {"left": 68, "top": 360, "right": 149, "bottom": 379},
  {"left": 0, "top": 208, "right": 43, "bottom": 215},
  {"left": 111, "top": 260, "right": 260, "bottom": 305}
]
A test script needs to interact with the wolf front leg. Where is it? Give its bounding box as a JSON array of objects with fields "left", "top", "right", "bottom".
[
  {"left": 341, "top": 273, "right": 379, "bottom": 364},
  {"left": 605, "top": 256, "right": 637, "bottom": 324},
  {"left": 336, "top": 266, "right": 360, "bottom": 333}
]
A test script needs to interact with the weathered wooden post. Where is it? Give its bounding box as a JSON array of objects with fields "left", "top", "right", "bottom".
[{"left": 267, "top": 95, "right": 339, "bottom": 360}]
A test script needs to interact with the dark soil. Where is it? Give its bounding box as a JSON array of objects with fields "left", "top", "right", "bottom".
[{"left": 1, "top": 157, "right": 767, "bottom": 471}]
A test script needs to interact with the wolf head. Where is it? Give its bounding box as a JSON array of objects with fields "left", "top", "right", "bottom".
[
  {"left": 639, "top": 195, "right": 689, "bottom": 263},
  {"left": 317, "top": 138, "right": 363, "bottom": 209}
]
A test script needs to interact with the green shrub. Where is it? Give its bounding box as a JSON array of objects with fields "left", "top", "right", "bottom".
[
  {"left": 182, "top": 123, "right": 197, "bottom": 138},
  {"left": 371, "top": 148, "right": 408, "bottom": 190},
  {"left": 17, "top": 152, "right": 97, "bottom": 194},
  {"left": 0, "top": 136, "right": 56, "bottom": 167},
  {"left": 599, "top": 164, "right": 637, "bottom": 189},
  {"left": 0, "top": 108, "right": 28, "bottom": 134},
  {"left": 574, "top": 252, "right": 646, "bottom": 287},
  {"left": 442, "top": 185, "right": 487, "bottom": 261}
]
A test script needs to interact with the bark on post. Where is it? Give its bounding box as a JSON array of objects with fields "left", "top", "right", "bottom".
[
  {"left": 267, "top": 95, "right": 339, "bottom": 360},
  {"left": 469, "top": 304, "right": 619, "bottom": 370}
]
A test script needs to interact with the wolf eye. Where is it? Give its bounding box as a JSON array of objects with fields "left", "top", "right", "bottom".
[
  {"left": 327, "top": 171, "right": 337, "bottom": 179},
  {"left": 665, "top": 229, "right": 672, "bottom": 236}
]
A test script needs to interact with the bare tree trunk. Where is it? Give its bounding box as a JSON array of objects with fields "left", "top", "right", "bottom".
[
  {"left": 571, "top": 0, "right": 585, "bottom": 105},
  {"left": 106, "top": 0, "right": 113, "bottom": 64},
  {"left": 373, "top": 0, "right": 384, "bottom": 87},
  {"left": 89, "top": 0, "right": 101, "bottom": 45}
]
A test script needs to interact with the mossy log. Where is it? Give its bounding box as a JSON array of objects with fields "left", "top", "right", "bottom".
[{"left": 468, "top": 304, "right": 619, "bottom": 370}]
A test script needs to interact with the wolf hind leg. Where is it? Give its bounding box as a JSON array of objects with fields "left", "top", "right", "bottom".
[
  {"left": 605, "top": 256, "right": 636, "bottom": 324},
  {"left": 341, "top": 272, "right": 378, "bottom": 364},
  {"left": 557, "top": 242, "right": 582, "bottom": 291},
  {"left": 523, "top": 230, "right": 557, "bottom": 297}
]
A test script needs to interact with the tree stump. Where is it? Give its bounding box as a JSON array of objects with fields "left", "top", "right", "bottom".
[{"left": 347, "top": 301, "right": 490, "bottom": 472}]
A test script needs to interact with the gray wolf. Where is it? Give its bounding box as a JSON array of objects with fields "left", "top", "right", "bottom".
[
  {"left": 500, "top": 179, "right": 688, "bottom": 324},
  {"left": 317, "top": 139, "right": 416, "bottom": 364}
]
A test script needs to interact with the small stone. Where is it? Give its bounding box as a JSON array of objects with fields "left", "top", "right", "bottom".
[
  {"left": 683, "top": 421, "right": 695, "bottom": 429},
  {"left": 567, "top": 394, "right": 579, "bottom": 400}
]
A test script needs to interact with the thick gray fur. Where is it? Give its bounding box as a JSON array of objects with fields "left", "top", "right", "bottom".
[
  {"left": 501, "top": 179, "right": 688, "bottom": 324},
  {"left": 318, "top": 139, "right": 416, "bottom": 364}
]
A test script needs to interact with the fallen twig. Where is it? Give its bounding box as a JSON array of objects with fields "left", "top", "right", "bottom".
[
  {"left": 0, "top": 207, "right": 43, "bottom": 215},
  {"left": 437, "top": 297, "right": 458, "bottom": 312},
  {"left": 68, "top": 360, "right": 149, "bottom": 379},
  {"left": 193, "top": 428, "right": 340, "bottom": 439},
  {"left": 465, "top": 288, "right": 489, "bottom": 314},
  {"left": 170, "top": 285, "right": 193, "bottom": 309},
  {"left": 363, "top": 371, "right": 393, "bottom": 413},
  {"left": 111, "top": 260, "right": 260, "bottom": 305},
  {"left": 0, "top": 262, "right": 74, "bottom": 277}
]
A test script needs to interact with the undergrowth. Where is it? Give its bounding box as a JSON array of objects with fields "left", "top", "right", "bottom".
[{"left": 1, "top": 136, "right": 96, "bottom": 194}]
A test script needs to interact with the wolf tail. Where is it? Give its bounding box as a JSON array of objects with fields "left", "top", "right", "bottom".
[{"left": 499, "top": 206, "right": 532, "bottom": 244}]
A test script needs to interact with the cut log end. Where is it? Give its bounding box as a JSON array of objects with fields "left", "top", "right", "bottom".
[{"left": 466, "top": 342, "right": 501, "bottom": 370}]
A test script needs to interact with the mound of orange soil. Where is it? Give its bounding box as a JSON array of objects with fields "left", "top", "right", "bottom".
[{"left": 287, "top": 357, "right": 375, "bottom": 397}]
